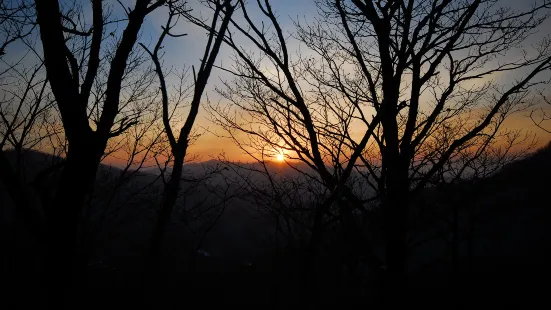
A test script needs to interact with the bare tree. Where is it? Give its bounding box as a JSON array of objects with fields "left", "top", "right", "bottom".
[
  {"left": 196, "top": 0, "right": 551, "bottom": 304},
  {"left": 31, "top": 0, "right": 169, "bottom": 307},
  {"left": 139, "top": 0, "right": 236, "bottom": 279},
  {"left": 0, "top": 0, "right": 51, "bottom": 244},
  {"left": 323, "top": 2, "right": 551, "bottom": 300}
]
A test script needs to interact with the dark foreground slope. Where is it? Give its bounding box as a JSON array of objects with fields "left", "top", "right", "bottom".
[
  {"left": 1, "top": 144, "right": 550, "bottom": 308},
  {"left": 407, "top": 142, "right": 551, "bottom": 308}
]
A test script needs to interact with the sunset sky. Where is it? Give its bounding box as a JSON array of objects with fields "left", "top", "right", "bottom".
[
  {"left": 139, "top": 0, "right": 321, "bottom": 162},
  {"left": 140, "top": 0, "right": 551, "bottom": 163},
  {"left": 4, "top": 0, "right": 551, "bottom": 166}
]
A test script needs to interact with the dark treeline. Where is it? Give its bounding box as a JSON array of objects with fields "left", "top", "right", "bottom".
[{"left": 1, "top": 0, "right": 551, "bottom": 309}]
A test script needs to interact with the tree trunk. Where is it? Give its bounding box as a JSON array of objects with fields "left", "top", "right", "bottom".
[
  {"left": 383, "top": 163, "right": 409, "bottom": 306},
  {"left": 144, "top": 151, "right": 185, "bottom": 281},
  {"left": 452, "top": 196, "right": 459, "bottom": 278},
  {"left": 0, "top": 151, "right": 46, "bottom": 242},
  {"left": 339, "top": 201, "right": 360, "bottom": 292},
  {"left": 44, "top": 137, "right": 104, "bottom": 309},
  {"left": 301, "top": 202, "right": 324, "bottom": 306}
]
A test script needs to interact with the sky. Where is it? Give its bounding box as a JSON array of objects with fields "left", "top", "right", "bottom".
[
  {"left": 141, "top": 0, "right": 551, "bottom": 163},
  {"left": 3, "top": 0, "right": 551, "bottom": 166},
  {"left": 89, "top": 0, "right": 324, "bottom": 164},
  {"left": 140, "top": 0, "right": 320, "bottom": 162}
]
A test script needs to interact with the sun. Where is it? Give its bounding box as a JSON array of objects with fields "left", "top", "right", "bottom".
[{"left": 275, "top": 153, "right": 285, "bottom": 162}]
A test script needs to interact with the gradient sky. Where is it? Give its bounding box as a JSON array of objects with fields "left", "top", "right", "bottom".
[
  {"left": 140, "top": 0, "right": 321, "bottom": 162},
  {"left": 143, "top": 0, "right": 551, "bottom": 163},
  {"left": 3, "top": 0, "right": 551, "bottom": 165}
]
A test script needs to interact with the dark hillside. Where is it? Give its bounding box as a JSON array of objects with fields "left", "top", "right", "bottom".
[
  {"left": 1, "top": 144, "right": 550, "bottom": 308},
  {"left": 407, "top": 142, "right": 551, "bottom": 308}
]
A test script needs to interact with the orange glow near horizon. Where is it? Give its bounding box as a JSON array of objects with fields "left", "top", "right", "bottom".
[{"left": 97, "top": 109, "right": 551, "bottom": 168}]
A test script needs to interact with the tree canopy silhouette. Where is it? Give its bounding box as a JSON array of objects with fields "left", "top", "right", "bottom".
[{"left": 199, "top": 0, "right": 551, "bottom": 304}]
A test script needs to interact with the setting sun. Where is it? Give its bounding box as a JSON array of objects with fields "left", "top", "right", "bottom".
[{"left": 275, "top": 153, "right": 285, "bottom": 162}]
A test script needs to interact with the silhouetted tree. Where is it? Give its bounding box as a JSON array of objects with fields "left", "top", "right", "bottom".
[
  {"left": 0, "top": 0, "right": 49, "bottom": 247},
  {"left": 198, "top": 0, "right": 551, "bottom": 304},
  {"left": 139, "top": 0, "right": 236, "bottom": 282},
  {"left": 33, "top": 0, "right": 168, "bottom": 307}
]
